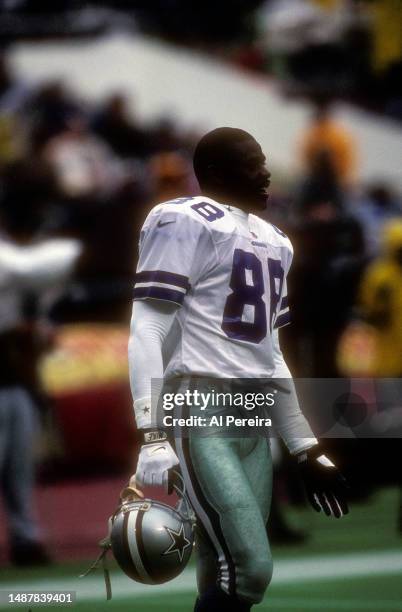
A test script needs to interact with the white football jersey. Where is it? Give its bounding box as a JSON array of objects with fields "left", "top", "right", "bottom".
[{"left": 134, "top": 196, "right": 292, "bottom": 378}]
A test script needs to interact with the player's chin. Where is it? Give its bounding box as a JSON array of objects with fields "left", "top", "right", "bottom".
[{"left": 252, "top": 192, "right": 268, "bottom": 210}]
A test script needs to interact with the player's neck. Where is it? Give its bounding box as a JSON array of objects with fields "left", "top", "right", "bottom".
[
  {"left": 201, "top": 189, "right": 255, "bottom": 215},
  {"left": 223, "top": 203, "right": 249, "bottom": 218}
]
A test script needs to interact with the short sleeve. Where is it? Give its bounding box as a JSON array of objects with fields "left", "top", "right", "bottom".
[
  {"left": 133, "top": 209, "right": 212, "bottom": 306},
  {"left": 274, "top": 243, "right": 293, "bottom": 330}
]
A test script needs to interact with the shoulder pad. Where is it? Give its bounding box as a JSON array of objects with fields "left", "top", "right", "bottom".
[
  {"left": 251, "top": 216, "right": 293, "bottom": 251},
  {"left": 145, "top": 196, "right": 228, "bottom": 228}
]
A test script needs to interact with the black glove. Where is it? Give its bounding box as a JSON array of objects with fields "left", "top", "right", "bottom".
[{"left": 297, "top": 445, "right": 349, "bottom": 518}]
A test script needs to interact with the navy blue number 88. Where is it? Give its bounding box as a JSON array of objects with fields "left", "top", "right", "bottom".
[{"left": 222, "top": 249, "right": 284, "bottom": 343}]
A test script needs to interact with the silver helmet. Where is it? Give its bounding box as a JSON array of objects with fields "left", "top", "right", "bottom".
[
  {"left": 111, "top": 473, "right": 195, "bottom": 585},
  {"left": 80, "top": 473, "right": 195, "bottom": 599}
]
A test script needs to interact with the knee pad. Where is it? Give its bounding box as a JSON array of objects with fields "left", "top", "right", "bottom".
[{"left": 234, "top": 556, "right": 273, "bottom": 604}]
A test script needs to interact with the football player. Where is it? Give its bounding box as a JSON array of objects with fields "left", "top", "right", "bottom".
[{"left": 128, "top": 128, "right": 349, "bottom": 611}]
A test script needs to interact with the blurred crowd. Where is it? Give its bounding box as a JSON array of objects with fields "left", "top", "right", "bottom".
[
  {"left": 0, "top": 2, "right": 401, "bottom": 121},
  {"left": 226, "top": 0, "right": 402, "bottom": 122},
  {"left": 0, "top": 52, "right": 200, "bottom": 323},
  {"left": 274, "top": 101, "right": 402, "bottom": 378}
]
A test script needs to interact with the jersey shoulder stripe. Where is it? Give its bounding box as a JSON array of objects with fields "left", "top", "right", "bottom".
[
  {"left": 135, "top": 270, "right": 190, "bottom": 290},
  {"left": 133, "top": 285, "right": 186, "bottom": 305},
  {"left": 133, "top": 270, "right": 191, "bottom": 305}
]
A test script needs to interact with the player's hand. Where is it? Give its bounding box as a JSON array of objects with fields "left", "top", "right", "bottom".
[
  {"left": 135, "top": 432, "right": 179, "bottom": 492},
  {"left": 297, "top": 446, "right": 349, "bottom": 518}
]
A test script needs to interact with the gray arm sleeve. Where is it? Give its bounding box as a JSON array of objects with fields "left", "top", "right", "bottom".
[
  {"left": 128, "top": 299, "right": 178, "bottom": 428},
  {"left": 270, "top": 329, "right": 318, "bottom": 455}
]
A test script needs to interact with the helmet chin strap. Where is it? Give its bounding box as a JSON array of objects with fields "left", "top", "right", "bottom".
[
  {"left": 78, "top": 481, "right": 145, "bottom": 601},
  {"left": 79, "top": 519, "right": 113, "bottom": 600},
  {"left": 79, "top": 470, "right": 196, "bottom": 600},
  {"left": 119, "top": 480, "right": 145, "bottom": 503}
]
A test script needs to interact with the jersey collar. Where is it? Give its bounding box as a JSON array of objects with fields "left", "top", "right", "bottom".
[{"left": 223, "top": 204, "right": 249, "bottom": 219}]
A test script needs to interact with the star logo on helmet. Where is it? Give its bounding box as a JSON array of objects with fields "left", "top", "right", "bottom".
[
  {"left": 162, "top": 524, "right": 191, "bottom": 563},
  {"left": 143, "top": 406, "right": 150, "bottom": 414}
]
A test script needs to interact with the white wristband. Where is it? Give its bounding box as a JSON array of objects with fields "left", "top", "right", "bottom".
[{"left": 133, "top": 396, "right": 153, "bottom": 429}]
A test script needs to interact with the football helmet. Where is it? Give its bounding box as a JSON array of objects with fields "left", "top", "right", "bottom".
[{"left": 80, "top": 472, "right": 195, "bottom": 599}]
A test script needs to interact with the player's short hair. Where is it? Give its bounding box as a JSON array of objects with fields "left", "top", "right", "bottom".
[{"left": 193, "top": 127, "right": 255, "bottom": 187}]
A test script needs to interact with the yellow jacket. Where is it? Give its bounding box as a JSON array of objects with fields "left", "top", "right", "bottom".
[{"left": 359, "top": 221, "right": 402, "bottom": 375}]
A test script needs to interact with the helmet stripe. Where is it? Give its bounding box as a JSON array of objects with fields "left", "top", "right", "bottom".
[
  {"left": 126, "top": 509, "right": 154, "bottom": 584},
  {"left": 115, "top": 511, "right": 142, "bottom": 583}
]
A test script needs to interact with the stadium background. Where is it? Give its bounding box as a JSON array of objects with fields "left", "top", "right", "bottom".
[{"left": 0, "top": 1, "right": 401, "bottom": 610}]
